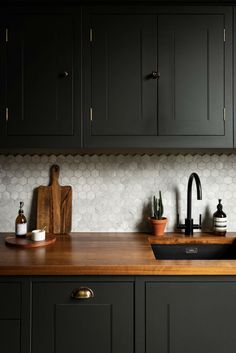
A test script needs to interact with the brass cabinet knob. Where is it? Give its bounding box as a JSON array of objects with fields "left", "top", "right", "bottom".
[{"left": 71, "top": 287, "right": 94, "bottom": 299}]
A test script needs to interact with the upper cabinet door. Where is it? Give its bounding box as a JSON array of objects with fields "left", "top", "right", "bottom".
[
  {"left": 158, "top": 13, "right": 225, "bottom": 136},
  {"left": 6, "top": 13, "right": 74, "bottom": 136},
  {"left": 84, "top": 7, "right": 232, "bottom": 149},
  {"left": 89, "top": 13, "right": 157, "bottom": 136}
]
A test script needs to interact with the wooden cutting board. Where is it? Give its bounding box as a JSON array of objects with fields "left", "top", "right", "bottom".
[{"left": 36, "top": 165, "right": 72, "bottom": 234}]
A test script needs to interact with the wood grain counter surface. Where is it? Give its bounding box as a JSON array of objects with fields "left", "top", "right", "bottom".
[{"left": 2, "top": 232, "right": 236, "bottom": 275}]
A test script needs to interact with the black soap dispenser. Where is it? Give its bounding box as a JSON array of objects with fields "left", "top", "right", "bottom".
[{"left": 213, "top": 199, "right": 227, "bottom": 236}]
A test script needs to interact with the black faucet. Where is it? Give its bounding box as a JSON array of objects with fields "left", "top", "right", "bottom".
[{"left": 177, "top": 172, "right": 202, "bottom": 236}]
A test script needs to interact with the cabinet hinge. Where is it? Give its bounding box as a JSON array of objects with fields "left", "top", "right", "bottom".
[
  {"left": 223, "top": 107, "right": 226, "bottom": 121},
  {"left": 90, "top": 28, "right": 93, "bottom": 42},
  {"left": 90, "top": 107, "right": 93, "bottom": 122},
  {"left": 5, "top": 107, "right": 8, "bottom": 122},
  {"left": 5, "top": 28, "right": 8, "bottom": 42},
  {"left": 224, "top": 28, "right": 226, "bottom": 42}
]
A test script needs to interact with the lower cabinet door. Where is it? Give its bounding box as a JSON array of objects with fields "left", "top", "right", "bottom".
[
  {"left": 0, "top": 282, "right": 21, "bottom": 353},
  {"left": 146, "top": 282, "right": 236, "bottom": 353},
  {"left": 32, "top": 281, "right": 134, "bottom": 353},
  {"left": 0, "top": 320, "right": 20, "bottom": 353}
]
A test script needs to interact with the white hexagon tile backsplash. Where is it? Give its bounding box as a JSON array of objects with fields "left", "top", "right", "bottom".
[{"left": 0, "top": 153, "right": 236, "bottom": 233}]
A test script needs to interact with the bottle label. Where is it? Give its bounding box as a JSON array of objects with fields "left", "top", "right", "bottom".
[
  {"left": 16, "top": 223, "right": 27, "bottom": 236},
  {"left": 213, "top": 217, "right": 227, "bottom": 232}
]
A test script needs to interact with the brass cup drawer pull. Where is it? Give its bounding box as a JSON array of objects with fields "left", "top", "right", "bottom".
[{"left": 71, "top": 287, "right": 94, "bottom": 300}]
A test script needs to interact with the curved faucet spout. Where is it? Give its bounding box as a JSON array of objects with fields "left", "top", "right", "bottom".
[
  {"left": 187, "top": 172, "right": 202, "bottom": 220},
  {"left": 177, "top": 172, "right": 203, "bottom": 236}
]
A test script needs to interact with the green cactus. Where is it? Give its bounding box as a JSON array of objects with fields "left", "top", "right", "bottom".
[{"left": 153, "top": 191, "right": 164, "bottom": 220}]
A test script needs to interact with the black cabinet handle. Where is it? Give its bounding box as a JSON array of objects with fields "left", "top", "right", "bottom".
[
  {"left": 59, "top": 71, "right": 69, "bottom": 78},
  {"left": 151, "top": 71, "right": 160, "bottom": 79}
]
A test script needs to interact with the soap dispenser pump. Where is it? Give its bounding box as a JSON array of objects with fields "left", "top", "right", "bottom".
[{"left": 213, "top": 199, "right": 227, "bottom": 236}]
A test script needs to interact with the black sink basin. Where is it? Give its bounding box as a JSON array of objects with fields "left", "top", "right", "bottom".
[{"left": 151, "top": 243, "right": 236, "bottom": 260}]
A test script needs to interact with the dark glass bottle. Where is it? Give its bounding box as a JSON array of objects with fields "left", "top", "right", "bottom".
[
  {"left": 15, "top": 201, "right": 27, "bottom": 237},
  {"left": 213, "top": 199, "right": 227, "bottom": 236}
]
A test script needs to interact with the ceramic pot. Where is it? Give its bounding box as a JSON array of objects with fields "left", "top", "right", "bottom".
[{"left": 149, "top": 217, "right": 168, "bottom": 236}]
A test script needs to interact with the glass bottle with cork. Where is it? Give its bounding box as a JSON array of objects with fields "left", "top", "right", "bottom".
[{"left": 15, "top": 201, "right": 27, "bottom": 238}]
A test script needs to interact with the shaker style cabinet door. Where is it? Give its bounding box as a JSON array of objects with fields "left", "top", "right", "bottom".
[
  {"left": 32, "top": 281, "right": 134, "bottom": 353},
  {"left": 89, "top": 13, "right": 157, "bottom": 136},
  {"left": 146, "top": 282, "right": 236, "bottom": 353},
  {"left": 84, "top": 7, "right": 232, "bottom": 149},
  {"left": 0, "top": 283, "right": 21, "bottom": 353},
  {"left": 5, "top": 13, "right": 74, "bottom": 136},
  {"left": 158, "top": 13, "right": 225, "bottom": 136},
  {"left": 83, "top": 9, "right": 158, "bottom": 147}
]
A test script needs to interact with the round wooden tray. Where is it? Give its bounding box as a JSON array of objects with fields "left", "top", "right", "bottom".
[{"left": 5, "top": 234, "right": 56, "bottom": 248}]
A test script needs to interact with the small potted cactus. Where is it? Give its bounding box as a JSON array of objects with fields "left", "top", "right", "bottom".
[{"left": 149, "top": 191, "right": 168, "bottom": 236}]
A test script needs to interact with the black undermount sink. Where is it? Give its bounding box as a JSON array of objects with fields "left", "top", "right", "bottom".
[{"left": 151, "top": 243, "right": 236, "bottom": 260}]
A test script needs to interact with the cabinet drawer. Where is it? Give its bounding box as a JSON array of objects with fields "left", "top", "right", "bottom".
[
  {"left": 0, "top": 283, "right": 21, "bottom": 319},
  {"left": 33, "top": 281, "right": 133, "bottom": 303}
]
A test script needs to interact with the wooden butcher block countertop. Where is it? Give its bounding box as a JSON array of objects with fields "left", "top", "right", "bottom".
[{"left": 2, "top": 232, "right": 236, "bottom": 275}]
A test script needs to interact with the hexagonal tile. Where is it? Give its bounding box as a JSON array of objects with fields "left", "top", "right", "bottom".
[
  {"left": 24, "top": 170, "right": 32, "bottom": 178},
  {"left": 1, "top": 153, "right": 236, "bottom": 232}
]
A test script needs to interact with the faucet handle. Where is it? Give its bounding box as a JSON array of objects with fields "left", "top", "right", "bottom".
[
  {"left": 177, "top": 214, "right": 186, "bottom": 229},
  {"left": 193, "top": 214, "right": 202, "bottom": 229},
  {"left": 199, "top": 214, "right": 202, "bottom": 228}
]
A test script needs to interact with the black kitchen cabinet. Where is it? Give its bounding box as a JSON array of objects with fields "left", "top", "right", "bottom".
[
  {"left": 0, "top": 5, "right": 233, "bottom": 150},
  {"left": 86, "top": 13, "right": 157, "bottom": 137},
  {"left": 6, "top": 13, "right": 73, "bottom": 136},
  {"left": 0, "top": 9, "right": 82, "bottom": 150},
  {"left": 146, "top": 280, "right": 236, "bottom": 353},
  {"left": 32, "top": 280, "right": 134, "bottom": 353},
  {"left": 0, "top": 282, "right": 21, "bottom": 353},
  {"left": 83, "top": 6, "right": 232, "bottom": 148},
  {"left": 158, "top": 13, "right": 225, "bottom": 136},
  {"left": 2, "top": 276, "right": 236, "bottom": 353},
  {"left": 0, "top": 321, "right": 20, "bottom": 353}
]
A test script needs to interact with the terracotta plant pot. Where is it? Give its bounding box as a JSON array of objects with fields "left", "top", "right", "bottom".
[{"left": 149, "top": 217, "right": 168, "bottom": 237}]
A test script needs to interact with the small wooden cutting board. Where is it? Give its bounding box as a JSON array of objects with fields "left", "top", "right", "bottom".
[{"left": 36, "top": 165, "right": 72, "bottom": 234}]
